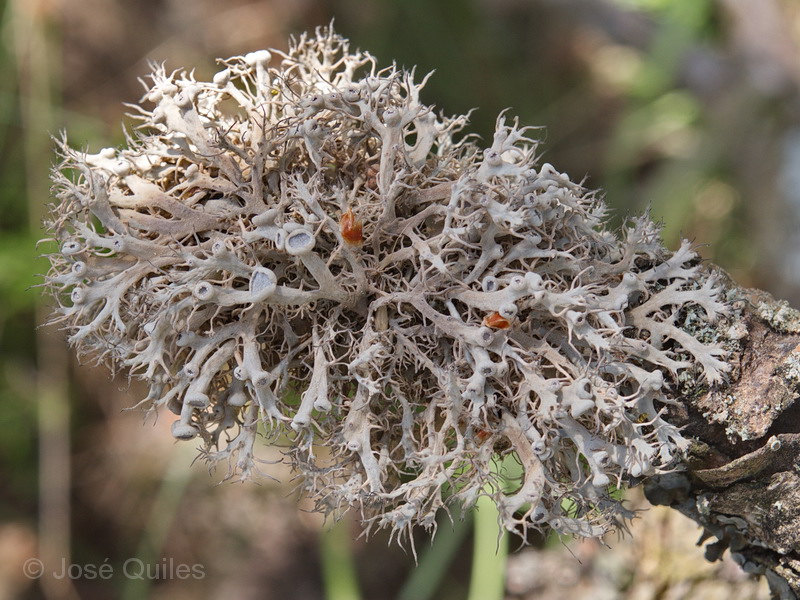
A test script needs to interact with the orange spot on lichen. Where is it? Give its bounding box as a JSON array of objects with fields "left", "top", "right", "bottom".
[
  {"left": 483, "top": 311, "right": 511, "bottom": 329},
  {"left": 340, "top": 208, "right": 363, "bottom": 246}
]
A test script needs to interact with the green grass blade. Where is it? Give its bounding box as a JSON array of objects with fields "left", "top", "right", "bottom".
[
  {"left": 397, "top": 514, "right": 471, "bottom": 600},
  {"left": 467, "top": 493, "right": 507, "bottom": 600},
  {"left": 320, "top": 518, "right": 362, "bottom": 600}
]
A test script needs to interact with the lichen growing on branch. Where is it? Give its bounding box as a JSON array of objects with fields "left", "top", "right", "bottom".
[{"left": 42, "top": 26, "right": 731, "bottom": 542}]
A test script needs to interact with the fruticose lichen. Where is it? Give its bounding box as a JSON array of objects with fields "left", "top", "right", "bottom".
[{"left": 43, "top": 26, "right": 731, "bottom": 542}]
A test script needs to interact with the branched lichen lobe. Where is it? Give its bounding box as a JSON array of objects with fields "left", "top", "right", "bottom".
[{"left": 42, "top": 26, "right": 731, "bottom": 541}]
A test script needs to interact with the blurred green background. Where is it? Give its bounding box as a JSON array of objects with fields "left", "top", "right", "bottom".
[{"left": 2, "top": 0, "right": 799, "bottom": 598}]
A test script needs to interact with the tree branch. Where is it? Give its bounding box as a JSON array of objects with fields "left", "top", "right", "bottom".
[{"left": 646, "top": 280, "right": 800, "bottom": 598}]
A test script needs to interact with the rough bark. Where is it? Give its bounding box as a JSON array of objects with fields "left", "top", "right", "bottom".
[{"left": 645, "top": 277, "right": 800, "bottom": 599}]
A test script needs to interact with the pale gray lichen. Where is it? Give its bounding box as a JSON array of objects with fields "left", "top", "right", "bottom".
[
  {"left": 754, "top": 298, "right": 800, "bottom": 334},
  {"left": 42, "top": 26, "right": 731, "bottom": 542}
]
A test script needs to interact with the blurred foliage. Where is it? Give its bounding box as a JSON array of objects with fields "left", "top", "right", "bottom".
[
  {"left": 0, "top": 0, "right": 42, "bottom": 527},
  {"left": 2, "top": 0, "right": 797, "bottom": 598}
]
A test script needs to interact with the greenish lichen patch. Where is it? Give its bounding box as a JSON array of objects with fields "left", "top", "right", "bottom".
[
  {"left": 774, "top": 349, "right": 800, "bottom": 392},
  {"left": 755, "top": 298, "right": 800, "bottom": 334}
]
